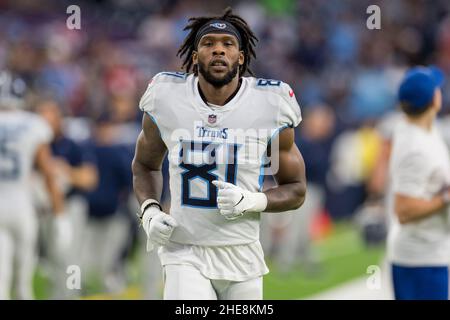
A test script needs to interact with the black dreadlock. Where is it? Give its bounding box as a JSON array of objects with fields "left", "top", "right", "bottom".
[{"left": 177, "top": 7, "right": 258, "bottom": 77}]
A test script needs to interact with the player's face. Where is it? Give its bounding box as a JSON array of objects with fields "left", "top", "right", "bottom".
[{"left": 194, "top": 34, "right": 244, "bottom": 88}]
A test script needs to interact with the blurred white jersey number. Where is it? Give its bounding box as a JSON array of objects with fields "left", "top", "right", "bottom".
[
  {"left": 66, "top": 5, "right": 81, "bottom": 30},
  {"left": 366, "top": 5, "right": 381, "bottom": 30},
  {"left": 366, "top": 265, "right": 381, "bottom": 290}
]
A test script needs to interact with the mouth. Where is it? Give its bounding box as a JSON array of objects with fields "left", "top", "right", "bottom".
[
  {"left": 209, "top": 61, "right": 228, "bottom": 73},
  {"left": 210, "top": 60, "right": 228, "bottom": 68},
  {"left": 210, "top": 66, "right": 227, "bottom": 73}
]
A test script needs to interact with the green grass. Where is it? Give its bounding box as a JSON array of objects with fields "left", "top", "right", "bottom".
[
  {"left": 33, "top": 268, "right": 51, "bottom": 300},
  {"left": 33, "top": 222, "right": 384, "bottom": 300},
  {"left": 263, "top": 222, "right": 385, "bottom": 299}
]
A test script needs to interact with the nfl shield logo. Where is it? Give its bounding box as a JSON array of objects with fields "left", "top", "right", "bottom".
[{"left": 208, "top": 114, "right": 217, "bottom": 124}]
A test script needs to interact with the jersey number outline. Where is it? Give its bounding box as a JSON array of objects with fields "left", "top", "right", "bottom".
[
  {"left": 0, "top": 138, "right": 20, "bottom": 180},
  {"left": 256, "top": 78, "right": 281, "bottom": 86},
  {"left": 179, "top": 141, "right": 240, "bottom": 208}
]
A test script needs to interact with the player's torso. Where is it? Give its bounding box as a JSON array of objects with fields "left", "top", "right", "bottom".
[
  {"left": 146, "top": 73, "right": 290, "bottom": 245},
  {"left": 160, "top": 75, "right": 281, "bottom": 200},
  {"left": 0, "top": 111, "right": 43, "bottom": 194},
  {"left": 388, "top": 121, "right": 450, "bottom": 264},
  {"left": 139, "top": 72, "right": 301, "bottom": 246},
  {"left": 391, "top": 121, "right": 450, "bottom": 198}
]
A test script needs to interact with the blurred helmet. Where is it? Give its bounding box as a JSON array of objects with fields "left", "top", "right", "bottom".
[{"left": 0, "top": 70, "right": 28, "bottom": 109}]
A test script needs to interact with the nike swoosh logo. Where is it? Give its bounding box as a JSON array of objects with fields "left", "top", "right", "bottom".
[{"left": 234, "top": 194, "right": 245, "bottom": 207}]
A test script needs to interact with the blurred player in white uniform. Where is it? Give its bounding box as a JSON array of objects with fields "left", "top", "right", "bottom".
[
  {"left": 387, "top": 66, "right": 450, "bottom": 300},
  {"left": 0, "top": 70, "right": 67, "bottom": 299},
  {"left": 132, "top": 8, "right": 307, "bottom": 300}
]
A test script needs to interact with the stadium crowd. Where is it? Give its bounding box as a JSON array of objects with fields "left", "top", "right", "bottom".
[{"left": 1, "top": 0, "right": 450, "bottom": 298}]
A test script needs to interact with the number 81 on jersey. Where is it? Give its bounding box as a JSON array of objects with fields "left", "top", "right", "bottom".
[{"left": 178, "top": 140, "right": 241, "bottom": 208}]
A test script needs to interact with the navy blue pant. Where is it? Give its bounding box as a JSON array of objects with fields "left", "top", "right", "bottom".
[{"left": 392, "top": 264, "right": 448, "bottom": 300}]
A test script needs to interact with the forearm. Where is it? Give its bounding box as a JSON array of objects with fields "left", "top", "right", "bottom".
[
  {"left": 132, "top": 160, "right": 164, "bottom": 205},
  {"left": 35, "top": 144, "right": 64, "bottom": 214},
  {"left": 264, "top": 181, "right": 306, "bottom": 212},
  {"left": 44, "top": 176, "right": 65, "bottom": 214},
  {"left": 395, "top": 194, "right": 447, "bottom": 224},
  {"left": 70, "top": 165, "right": 98, "bottom": 191}
]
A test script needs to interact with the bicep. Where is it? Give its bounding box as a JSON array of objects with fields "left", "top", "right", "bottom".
[
  {"left": 133, "top": 114, "right": 167, "bottom": 171},
  {"left": 271, "top": 128, "right": 306, "bottom": 185}
]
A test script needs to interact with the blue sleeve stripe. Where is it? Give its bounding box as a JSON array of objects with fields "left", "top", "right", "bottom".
[
  {"left": 258, "top": 163, "right": 265, "bottom": 192},
  {"left": 268, "top": 124, "right": 289, "bottom": 145}
]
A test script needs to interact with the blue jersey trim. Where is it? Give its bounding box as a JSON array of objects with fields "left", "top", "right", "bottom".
[{"left": 145, "top": 112, "right": 161, "bottom": 137}]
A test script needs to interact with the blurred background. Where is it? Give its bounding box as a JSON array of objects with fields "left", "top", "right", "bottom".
[{"left": 1, "top": 0, "right": 450, "bottom": 299}]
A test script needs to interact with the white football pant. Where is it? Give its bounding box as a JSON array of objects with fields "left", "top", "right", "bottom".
[
  {"left": 0, "top": 203, "right": 38, "bottom": 300},
  {"left": 163, "top": 264, "right": 262, "bottom": 300}
]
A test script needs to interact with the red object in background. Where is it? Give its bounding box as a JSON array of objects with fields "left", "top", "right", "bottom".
[
  {"left": 310, "top": 209, "right": 333, "bottom": 241},
  {"left": 105, "top": 65, "right": 137, "bottom": 97}
]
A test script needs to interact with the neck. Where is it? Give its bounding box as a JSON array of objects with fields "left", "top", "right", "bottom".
[
  {"left": 406, "top": 109, "right": 435, "bottom": 132},
  {"left": 197, "top": 75, "right": 240, "bottom": 106}
]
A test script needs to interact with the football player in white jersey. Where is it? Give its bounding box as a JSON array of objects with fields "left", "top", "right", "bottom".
[
  {"left": 388, "top": 66, "right": 450, "bottom": 300},
  {"left": 132, "top": 8, "right": 306, "bottom": 300},
  {"left": 0, "top": 70, "right": 67, "bottom": 299}
]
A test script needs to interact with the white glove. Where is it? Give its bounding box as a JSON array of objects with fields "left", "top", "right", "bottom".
[
  {"left": 52, "top": 214, "right": 73, "bottom": 253},
  {"left": 142, "top": 206, "right": 178, "bottom": 252},
  {"left": 212, "top": 180, "right": 268, "bottom": 220}
]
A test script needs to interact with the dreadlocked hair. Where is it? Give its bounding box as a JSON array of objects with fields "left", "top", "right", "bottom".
[{"left": 177, "top": 7, "right": 258, "bottom": 77}]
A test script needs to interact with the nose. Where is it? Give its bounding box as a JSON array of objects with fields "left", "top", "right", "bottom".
[{"left": 212, "top": 43, "right": 225, "bottom": 56}]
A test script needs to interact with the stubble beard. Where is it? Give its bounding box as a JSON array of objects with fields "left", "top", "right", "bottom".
[{"left": 198, "top": 60, "right": 240, "bottom": 88}]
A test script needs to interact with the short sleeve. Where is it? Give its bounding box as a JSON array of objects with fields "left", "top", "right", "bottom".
[
  {"left": 376, "top": 112, "right": 403, "bottom": 141},
  {"left": 392, "top": 152, "right": 430, "bottom": 197},
  {"left": 277, "top": 83, "right": 302, "bottom": 128},
  {"left": 139, "top": 77, "right": 157, "bottom": 114}
]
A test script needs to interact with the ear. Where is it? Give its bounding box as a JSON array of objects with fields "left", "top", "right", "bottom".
[
  {"left": 432, "top": 88, "right": 442, "bottom": 112},
  {"left": 192, "top": 51, "right": 198, "bottom": 66},
  {"left": 239, "top": 51, "right": 244, "bottom": 66}
]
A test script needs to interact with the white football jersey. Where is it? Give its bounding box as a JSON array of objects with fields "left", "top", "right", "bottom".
[
  {"left": 139, "top": 72, "right": 301, "bottom": 246},
  {"left": 0, "top": 110, "right": 53, "bottom": 202},
  {"left": 387, "top": 119, "right": 450, "bottom": 266}
]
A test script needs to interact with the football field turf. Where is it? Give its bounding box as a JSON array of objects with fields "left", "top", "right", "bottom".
[
  {"left": 263, "top": 222, "right": 384, "bottom": 299},
  {"left": 33, "top": 222, "right": 384, "bottom": 300}
]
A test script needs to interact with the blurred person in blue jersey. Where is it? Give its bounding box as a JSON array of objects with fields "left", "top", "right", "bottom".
[
  {"left": 0, "top": 70, "right": 68, "bottom": 299},
  {"left": 35, "top": 98, "right": 98, "bottom": 299},
  {"left": 387, "top": 66, "right": 450, "bottom": 300},
  {"left": 81, "top": 111, "right": 134, "bottom": 294}
]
